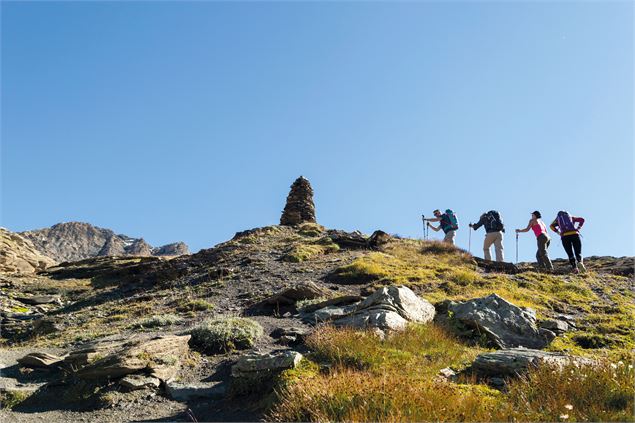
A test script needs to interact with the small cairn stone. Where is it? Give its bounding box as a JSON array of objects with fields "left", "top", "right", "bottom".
[{"left": 280, "top": 176, "right": 316, "bottom": 226}]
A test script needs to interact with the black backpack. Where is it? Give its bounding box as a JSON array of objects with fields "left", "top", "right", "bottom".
[{"left": 484, "top": 210, "right": 504, "bottom": 232}]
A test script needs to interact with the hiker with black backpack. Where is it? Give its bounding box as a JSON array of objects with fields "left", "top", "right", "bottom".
[
  {"left": 550, "top": 211, "right": 586, "bottom": 273},
  {"left": 424, "top": 209, "right": 459, "bottom": 244},
  {"left": 469, "top": 210, "right": 505, "bottom": 262},
  {"left": 515, "top": 210, "right": 553, "bottom": 271}
]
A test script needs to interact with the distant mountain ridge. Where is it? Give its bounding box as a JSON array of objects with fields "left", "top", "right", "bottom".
[{"left": 20, "top": 222, "right": 189, "bottom": 263}]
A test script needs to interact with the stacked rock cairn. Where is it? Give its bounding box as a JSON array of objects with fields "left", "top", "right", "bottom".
[{"left": 280, "top": 176, "right": 317, "bottom": 226}]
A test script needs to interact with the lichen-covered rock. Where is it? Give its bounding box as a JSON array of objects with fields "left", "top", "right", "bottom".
[
  {"left": 471, "top": 348, "right": 595, "bottom": 377},
  {"left": 231, "top": 350, "right": 303, "bottom": 378},
  {"left": 447, "top": 294, "right": 552, "bottom": 349}
]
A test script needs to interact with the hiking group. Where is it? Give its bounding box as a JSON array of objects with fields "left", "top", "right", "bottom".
[{"left": 423, "top": 209, "right": 586, "bottom": 273}]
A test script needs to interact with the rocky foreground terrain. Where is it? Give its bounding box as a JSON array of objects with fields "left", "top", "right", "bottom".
[{"left": 0, "top": 178, "right": 633, "bottom": 422}]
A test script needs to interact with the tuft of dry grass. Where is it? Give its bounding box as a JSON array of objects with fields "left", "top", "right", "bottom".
[
  {"left": 306, "top": 324, "right": 481, "bottom": 375},
  {"left": 500, "top": 360, "right": 635, "bottom": 422}
]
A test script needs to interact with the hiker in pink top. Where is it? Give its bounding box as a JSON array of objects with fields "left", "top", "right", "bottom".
[{"left": 515, "top": 211, "right": 553, "bottom": 270}]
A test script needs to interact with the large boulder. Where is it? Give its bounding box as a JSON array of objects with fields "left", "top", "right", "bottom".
[
  {"left": 73, "top": 334, "right": 190, "bottom": 382},
  {"left": 332, "top": 285, "right": 435, "bottom": 334},
  {"left": 447, "top": 294, "right": 552, "bottom": 349},
  {"left": 471, "top": 348, "right": 596, "bottom": 378}
]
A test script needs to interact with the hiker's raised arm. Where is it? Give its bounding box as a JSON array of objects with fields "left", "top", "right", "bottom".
[
  {"left": 549, "top": 220, "right": 559, "bottom": 233},
  {"left": 516, "top": 219, "right": 532, "bottom": 233},
  {"left": 427, "top": 222, "right": 441, "bottom": 232},
  {"left": 470, "top": 217, "right": 483, "bottom": 230}
]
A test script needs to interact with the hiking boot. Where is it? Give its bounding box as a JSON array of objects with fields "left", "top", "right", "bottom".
[
  {"left": 577, "top": 261, "right": 587, "bottom": 273},
  {"left": 572, "top": 267, "right": 580, "bottom": 274}
]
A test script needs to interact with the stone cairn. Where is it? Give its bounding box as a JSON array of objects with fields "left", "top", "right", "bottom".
[{"left": 280, "top": 176, "right": 316, "bottom": 226}]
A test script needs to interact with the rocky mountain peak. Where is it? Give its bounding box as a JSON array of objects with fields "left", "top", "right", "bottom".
[{"left": 19, "top": 222, "right": 189, "bottom": 263}]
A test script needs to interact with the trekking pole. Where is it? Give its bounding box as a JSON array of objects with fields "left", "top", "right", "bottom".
[
  {"left": 515, "top": 233, "right": 519, "bottom": 264},
  {"left": 421, "top": 215, "right": 426, "bottom": 240},
  {"left": 468, "top": 223, "right": 472, "bottom": 253}
]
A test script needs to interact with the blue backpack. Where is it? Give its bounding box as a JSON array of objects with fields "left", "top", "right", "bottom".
[{"left": 441, "top": 209, "right": 459, "bottom": 233}]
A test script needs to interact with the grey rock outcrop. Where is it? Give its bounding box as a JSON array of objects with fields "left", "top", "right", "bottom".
[
  {"left": 332, "top": 285, "right": 436, "bottom": 334},
  {"left": 447, "top": 294, "right": 552, "bottom": 349},
  {"left": 471, "top": 348, "right": 596, "bottom": 378},
  {"left": 20, "top": 222, "right": 189, "bottom": 263},
  {"left": 280, "top": 176, "right": 316, "bottom": 226}
]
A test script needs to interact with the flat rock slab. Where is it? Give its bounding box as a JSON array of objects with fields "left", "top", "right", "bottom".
[
  {"left": 166, "top": 381, "right": 226, "bottom": 401},
  {"left": 17, "top": 352, "right": 64, "bottom": 368},
  {"left": 472, "top": 348, "right": 596, "bottom": 378},
  {"left": 448, "top": 294, "right": 551, "bottom": 349},
  {"left": 14, "top": 296, "right": 60, "bottom": 305},
  {"left": 119, "top": 374, "right": 161, "bottom": 390},
  {"left": 305, "top": 303, "right": 358, "bottom": 324},
  {"left": 232, "top": 350, "right": 303, "bottom": 378},
  {"left": 302, "top": 295, "right": 363, "bottom": 313},
  {"left": 74, "top": 334, "right": 191, "bottom": 382}
]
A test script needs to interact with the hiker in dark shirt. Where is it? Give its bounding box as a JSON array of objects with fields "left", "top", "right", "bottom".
[
  {"left": 424, "top": 209, "right": 459, "bottom": 244},
  {"left": 470, "top": 211, "right": 505, "bottom": 262},
  {"left": 550, "top": 211, "right": 586, "bottom": 273}
]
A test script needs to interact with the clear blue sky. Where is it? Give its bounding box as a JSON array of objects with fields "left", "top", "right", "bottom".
[{"left": 2, "top": 1, "right": 633, "bottom": 261}]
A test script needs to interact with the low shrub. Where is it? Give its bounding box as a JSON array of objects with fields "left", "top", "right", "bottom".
[
  {"left": 132, "top": 314, "right": 182, "bottom": 329},
  {"left": 176, "top": 298, "right": 214, "bottom": 312},
  {"left": 189, "top": 317, "right": 263, "bottom": 353}
]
